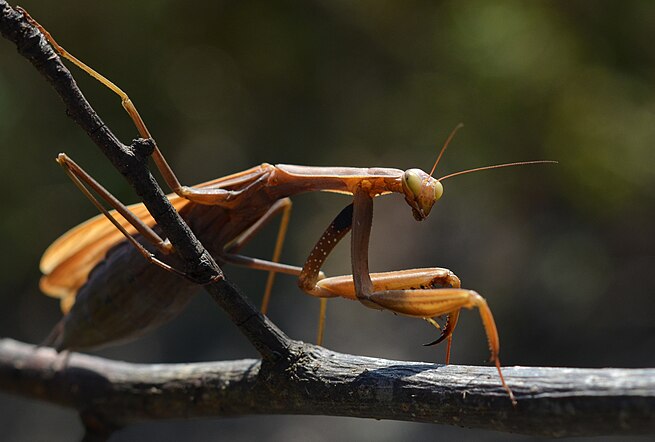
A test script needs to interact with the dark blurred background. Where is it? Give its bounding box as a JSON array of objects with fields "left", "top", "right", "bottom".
[{"left": 1, "top": 0, "right": 654, "bottom": 440}]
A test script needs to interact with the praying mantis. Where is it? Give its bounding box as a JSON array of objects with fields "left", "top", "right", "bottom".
[{"left": 23, "top": 10, "right": 555, "bottom": 405}]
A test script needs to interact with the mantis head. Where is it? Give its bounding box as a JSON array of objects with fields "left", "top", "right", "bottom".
[
  {"left": 401, "top": 169, "right": 443, "bottom": 221},
  {"left": 399, "top": 123, "right": 461, "bottom": 221},
  {"left": 401, "top": 123, "right": 556, "bottom": 222}
]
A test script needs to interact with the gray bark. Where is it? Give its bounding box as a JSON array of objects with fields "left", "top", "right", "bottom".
[{"left": 1, "top": 339, "right": 654, "bottom": 437}]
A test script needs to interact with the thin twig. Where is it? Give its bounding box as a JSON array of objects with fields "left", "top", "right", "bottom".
[{"left": 0, "top": 0, "right": 290, "bottom": 361}]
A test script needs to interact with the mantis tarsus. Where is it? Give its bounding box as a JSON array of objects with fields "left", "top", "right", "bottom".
[{"left": 24, "top": 9, "right": 555, "bottom": 405}]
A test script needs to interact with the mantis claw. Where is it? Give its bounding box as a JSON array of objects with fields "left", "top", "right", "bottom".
[{"left": 422, "top": 333, "right": 448, "bottom": 347}]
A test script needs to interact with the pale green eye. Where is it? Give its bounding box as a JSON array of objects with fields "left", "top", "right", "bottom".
[
  {"left": 403, "top": 171, "right": 422, "bottom": 197},
  {"left": 434, "top": 180, "right": 444, "bottom": 200}
]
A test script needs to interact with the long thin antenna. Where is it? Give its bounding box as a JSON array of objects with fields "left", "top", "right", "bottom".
[
  {"left": 429, "top": 123, "right": 464, "bottom": 177},
  {"left": 438, "top": 160, "right": 558, "bottom": 182}
]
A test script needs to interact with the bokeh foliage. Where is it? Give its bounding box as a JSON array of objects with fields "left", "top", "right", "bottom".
[{"left": 1, "top": 1, "right": 654, "bottom": 440}]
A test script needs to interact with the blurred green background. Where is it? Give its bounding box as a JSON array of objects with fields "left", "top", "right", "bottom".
[{"left": 1, "top": 0, "right": 654, "bottom": 440}]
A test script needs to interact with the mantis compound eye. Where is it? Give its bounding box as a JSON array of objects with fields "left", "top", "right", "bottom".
[
  {"left": 402, "top": 170, "right": 423, "bottom": 198},
  {"left": 434, "top": 180, "right": 444, "bottom": 201}
]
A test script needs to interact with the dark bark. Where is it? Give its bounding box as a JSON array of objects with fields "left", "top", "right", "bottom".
[{"left": 1, "top": 339, "right": 654, "bottom": 437}]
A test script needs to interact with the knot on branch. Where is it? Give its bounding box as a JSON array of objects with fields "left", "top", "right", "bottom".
[
  {"left": 131, "top": 137, "right": 156, "bottom": 160},
  {"left": 113, "top": 138, "right": 155, "bottom": 176}
]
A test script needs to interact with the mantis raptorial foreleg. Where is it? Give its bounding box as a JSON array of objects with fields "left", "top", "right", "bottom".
[
  {"left": 297, "top": 203, "right": 355, "bottom": 343},
  {"left": 298, "top": 186, "right": 516, "bottom": 404},
  {"left": 298, "top": 204, "right": 354, "bottom": 295},
  {"left": 351, "top": 188, "right": 375, "bottom": 305}
]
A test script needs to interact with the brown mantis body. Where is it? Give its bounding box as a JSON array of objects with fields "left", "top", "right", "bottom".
[
  {"left": 43, "top": 161, "right": 464, "bottom": 350},
  {"left": 25, "top": 9, "right": 556, "bottom": 405}
]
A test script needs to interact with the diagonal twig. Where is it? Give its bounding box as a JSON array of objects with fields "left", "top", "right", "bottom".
[{"left": 0, "top": 0, "right": 290, "bottom": 361}]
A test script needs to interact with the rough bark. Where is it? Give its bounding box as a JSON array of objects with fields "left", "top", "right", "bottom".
[{"left": 1, "top": 339, "right": 654, "bottom": 438}]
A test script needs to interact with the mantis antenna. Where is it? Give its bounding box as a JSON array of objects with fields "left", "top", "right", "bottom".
[
  {"left": 438, "top": 160, "right": 558, "bottom": 182},
  {"left": 429, "top": 122, "right": 465, "bottom": 177},
  {"left": 428, "top": 122, "right": 556, "bottom": 181}
]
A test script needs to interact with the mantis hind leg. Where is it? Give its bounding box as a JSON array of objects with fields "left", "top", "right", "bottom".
[
  {"left": 24, "top": 11, "right": 282, "bottom": 206},
  {"left": 22, "top": 9, "right": 258, "bottom": 207},
  {"left": 21, "top": 10, "right": 184, "bottom": 192},
  {"left": 56, "top": 153, "right": 185, "bottom": 277}
]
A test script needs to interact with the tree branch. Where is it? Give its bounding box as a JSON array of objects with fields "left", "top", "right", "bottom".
[{"left": 1, "top": 338, "right": 654, "bottom": 437}]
